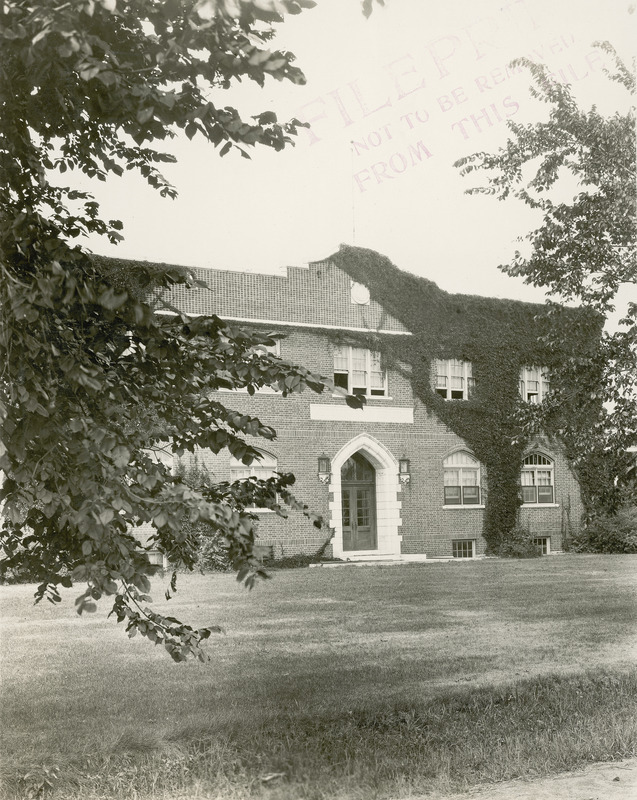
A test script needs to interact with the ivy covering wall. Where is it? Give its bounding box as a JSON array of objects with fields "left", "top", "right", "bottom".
[{"left": 329, "top": 245, "right": 606, "bottom": 551}]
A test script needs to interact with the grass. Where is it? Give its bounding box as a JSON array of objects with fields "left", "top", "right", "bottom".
[{"left": 1, "top": 555, "right": 636, "bottom": 799}]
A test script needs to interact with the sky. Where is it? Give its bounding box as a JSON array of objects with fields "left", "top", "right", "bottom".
[{"left": 82, "top": 0, "right": 635, "bottom": 312}]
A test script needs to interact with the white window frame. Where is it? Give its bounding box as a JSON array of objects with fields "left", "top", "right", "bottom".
[
  {"left": 333, "top": 345, "right": 387, "bottom": 398},
  {"left": 519, "top": 366, "right": 550, "bottom": 404},
  {"left": 443, "top": 451, "right": 483, "bottom": 507},
  {"left": 532, "top": 537, "right": 551, "bottom": 555},
  {"left": 452, "top": 539, "right": 475, "bottom": 558},
  {"left": 229, "top": 449, "right": 278, "bottom": 512},
  {"left": 521, "top": 453, "right": 555, "bottom": 505},
  {"left": 434, "top": 359, "right": 475, "bottom": 400}
]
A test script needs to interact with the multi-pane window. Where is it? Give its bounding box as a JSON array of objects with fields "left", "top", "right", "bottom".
[
  {"left": 452, "top": 540, "right": 475, "bottom": 558},
  {"left": 220, "top": 338, "right": 280, "bottom": 393},
  {"left": 250, "top": 339, "right": 280, "bottom": 393},
  {"left": 519, "top": 366, "right": 550, "bottom": 404},
  {"left": 443, "top": 451, "right": 481, "bottom": 505},
  {"left": 333, "top": 346, "right": 386, "bottom": 397},
  {"left": 434, "top": 359, "right": 475, "bottom": 400},
  {"left": 533, "top": 537, "right": 550, "bottom": 554},
  {"left": 229, "top": 450, "right": 278, "bottom": 509},
  {"left": 521, "top": 453, "right": 554, "bottom": 504}
]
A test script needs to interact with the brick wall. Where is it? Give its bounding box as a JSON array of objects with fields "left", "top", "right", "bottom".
[
  {"left": 181, "top": 324, "right": 583, "bottom": 559},
  {"left": 160, "top": 258, "right": 584, "bottom": 560},
  {"left": 163, "top": 260, "right": 408, "bottom": 332}
]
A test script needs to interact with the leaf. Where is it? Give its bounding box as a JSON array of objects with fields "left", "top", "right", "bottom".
[
  {"left": 111, "top": 446, "right": 130, "bottom": 468},
  {"left": 153, "top": 511, "right": 168, "bottom": 528},
  {"left": 98, "top": 508, "right": 115, "bottom": 525},
  {"left": 136, "top": 107, "right": 154, "bottom": 124},
  {"left": 195, "top": 0, "right": 217, "bottom": 20},
  {"left": 98, "top": 287, "right": 128, "bottom": 310}
]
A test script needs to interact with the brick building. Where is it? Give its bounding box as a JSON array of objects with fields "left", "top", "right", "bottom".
[{"left": 155, "top": 253, "right": 583, "bottom": 561}]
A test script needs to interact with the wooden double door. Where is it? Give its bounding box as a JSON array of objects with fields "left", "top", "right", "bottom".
[{"left": 341, "top": 452, "right": 377, "bottom": 551}]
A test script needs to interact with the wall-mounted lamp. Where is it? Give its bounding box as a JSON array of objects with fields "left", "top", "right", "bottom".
[
  {"left": 318, "top": 454, "right": 331, "bottom": 484},
  {"left": 398, "top": 456, "right": 411, "bottom": 485}
]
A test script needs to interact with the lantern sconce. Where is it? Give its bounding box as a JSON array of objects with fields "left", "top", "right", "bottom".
[
  {"left": 318, "top": 454, "right": 331, "bottom": 485},
  {"left": 398, "top": 456, "right": 411, "bottom": 485}
]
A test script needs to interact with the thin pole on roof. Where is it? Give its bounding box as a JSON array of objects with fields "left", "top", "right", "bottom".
[{"left": 350, "top": 140, "right": 356, "bottom": 244}]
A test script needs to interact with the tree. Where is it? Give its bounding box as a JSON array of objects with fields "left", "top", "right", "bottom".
[
  {"left": 455, "top": 44, "right": 637, "bottom": 496},
  {"left": 0, "top": 0, "right": 361, "bottom": 661}
]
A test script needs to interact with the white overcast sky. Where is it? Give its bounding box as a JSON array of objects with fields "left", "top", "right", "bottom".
[{"left": 84, "top": 0, "right": 635, "bottom": 311}]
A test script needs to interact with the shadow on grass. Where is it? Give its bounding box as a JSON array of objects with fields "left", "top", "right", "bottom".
[{"left": 3, "top": 668, "right": 636, "bottom": 800}]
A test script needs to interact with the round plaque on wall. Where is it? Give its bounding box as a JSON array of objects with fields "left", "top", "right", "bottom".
[{"left": 350, "top": 281, "right": 371, "bottom": 305}]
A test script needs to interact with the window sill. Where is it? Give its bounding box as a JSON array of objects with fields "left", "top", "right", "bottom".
[
  {"left": 331, "top": 394, "right": 392, "bottom": 401},
  {"left": 443, "top": 505, "right": 485, "bottom": 510},
  {"left": 217, "top": 388, "right": 280, "bottom": 395},
  {"left": 521, "top": 503, "right": 559, "bottom": 508}
]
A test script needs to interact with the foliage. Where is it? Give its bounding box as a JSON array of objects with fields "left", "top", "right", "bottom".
[
  {"left": 174, "top": 457, "right": 232, "bottom": 572},
  {"left": 569, "top": 506, "right": 637, "bottom": 554},
  {"left": 496, "top": 526, "right": 542, "bottom": 559},
  {"left": 0, "top": 0, "right": 366, "bottom": 660},
  {"left": 361, "top": 0, "right": 385, "bottom": 18},
  {"left": 330, "top": 245, "right": 603, "bottom": 551},
  {"left": 196, "top": 526, "right": 233, "bottom": 572},
  {"left": 455, "top": 44, "right": 637, "bottom": 464},
  {"left": 264, "top": 530, "right": 337, "bottom": 568}
]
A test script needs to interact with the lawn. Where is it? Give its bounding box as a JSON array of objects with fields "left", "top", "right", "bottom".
[{"left": 1, "top": 555, "right": 636, "bottom": 799}]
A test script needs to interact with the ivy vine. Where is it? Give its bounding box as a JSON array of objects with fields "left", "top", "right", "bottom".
[{"left": 329, "top": 245, "right": 606, "bottom": 551}]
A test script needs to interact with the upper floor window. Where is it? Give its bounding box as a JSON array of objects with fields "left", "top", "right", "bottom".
[
  {"left": 443, "top": 451, "right": 481, "bottom": 505},
  {"left": 519, "top": 366, "right": 550, "bottom": 404},
  {"left": 521, "top": 453, "right": 554, "bottom": 504},
  {"left": 434, "top": 359, "right": 475, "bottom": 400},
  {"left": 229, "top": 449, "right": 278, "bottom": 510},
  {"left": 220, "top": 337, "right": 280, "bottom": 393},
  {"left": 333, "top": 346, "right": 387, "bottom": 397}
]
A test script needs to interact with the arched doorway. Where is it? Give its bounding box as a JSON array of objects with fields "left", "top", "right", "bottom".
[
  {"left": 328, "top": 433, "right": 402, "bottom": 560},
  {"left": 341, "top": 452, "right": 377, "bottom": 551}
]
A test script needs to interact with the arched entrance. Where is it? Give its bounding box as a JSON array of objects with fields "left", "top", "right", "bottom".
[
  {"left": 328, "top": 434, "right": 403, "bottom": 560},
  {"left": 341, "top": 453, "right": 377, "bottom": 551}
]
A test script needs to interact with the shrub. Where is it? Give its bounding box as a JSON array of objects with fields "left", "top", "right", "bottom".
[
  {"left": 0, "top": 561, "right": 44, "bottom": 585},
  {"left": 195, "top": 524, "right": 233, "bottom": 572},
  {"left": 263, "top": 553, "right": 316, "bottom": 569},
  {"left": 569, "top": 507, "right": 637, "bottom": 554},
  {"left": 497, "top": 526, "right": 543, "bottom": 558}
]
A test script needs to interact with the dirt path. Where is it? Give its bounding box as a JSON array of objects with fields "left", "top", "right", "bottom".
[{"left": 410, "top": 758, "right": 637, "bottom": 800}]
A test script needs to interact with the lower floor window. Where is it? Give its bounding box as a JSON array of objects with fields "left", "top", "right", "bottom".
[
  {"left": 521, "top": 453, "right": 554, "bottom": 504},
  {"left": 533, "top": 537, "right": 550, "bottom": 555},
  {"left": 229, "top": 450, "right": 278, "bottom": 510},
  {"left": 452, "top": 539, "right": 474, "bottom": 558},
  {"left": 443, "top": 451, "right": 481, "bottom": 505}
]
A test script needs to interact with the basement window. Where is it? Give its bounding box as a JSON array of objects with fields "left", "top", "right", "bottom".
[
  {"left": 452, "top": 540, "right": 475, "bottom": 558},
  {"left": 533, "top": 537, "right": 550, "bottom": 555}
]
